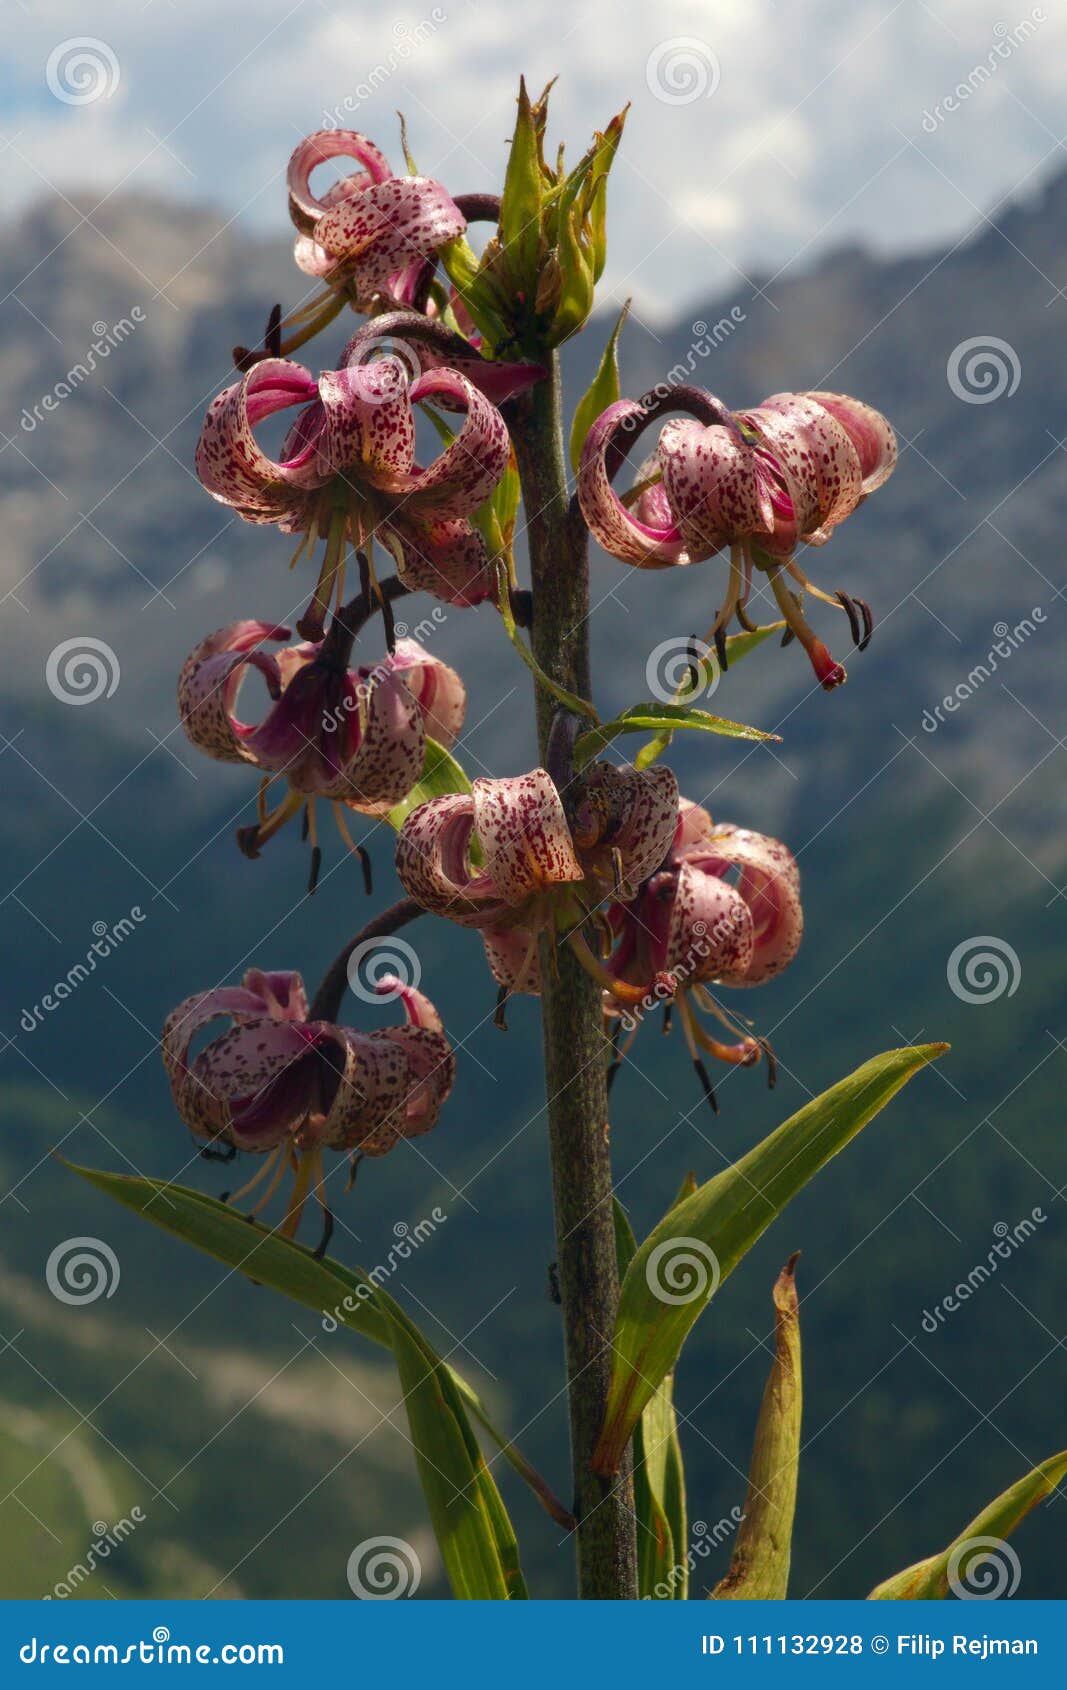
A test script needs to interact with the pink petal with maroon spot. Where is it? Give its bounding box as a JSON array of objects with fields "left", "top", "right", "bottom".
[
  {"left": 658, "top": 416, "right": 775, "bottom": 554},
  {"left": 481, "top": 926, "right": 543, "bottom": 995},
  {"left": 472, "top": 770, "right": 584, "bottom": 904},
  {"left": 667, "top": 860, "right": 755, "bottom": 983},
  {"left": 384, "top": 516, "right": 495, "bottom": 606},
  {"left": 313, "top": 177, "right": 466, "bottom": 305},
  {"left": 395, "top": 793, "right": 515, "bottom": 927},
  {"left": 195, "top": 360, "right": 326, "bottom": 520},
  {"left": 686, "top": 824, "right": 803, "bottom": 985},
  {"left": 392, "top": 369, "right": 510, "bottom": 517},
  {"left": 754, "top": 393, "right": 863, "bottom": 544},
  {"left": 287, "top": 130, "right": 392, "bottom": 233},
  {"left": 178, "top": 621, "right": 290, "bottom": 766},
  {"left": 578, "top": 400, "right": 689, "bottom": 568},
  {"left": 375, "top": 638, "right": 467, "bottom": 749},
  {"left": 806, "top": 390, "right": 897, "bottom": 495}
]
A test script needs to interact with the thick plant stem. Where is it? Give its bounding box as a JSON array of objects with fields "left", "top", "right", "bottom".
[{"left": 509, "top": 358, "right": 638, "bottom": 1600}]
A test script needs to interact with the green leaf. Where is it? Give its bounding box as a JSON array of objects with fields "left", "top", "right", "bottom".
[
  {"left": 615, "top": 1196, "right": 688, "bottom": 1600},
  {"left": 573, "top": 700, "right": 777, "bottom": 768},
  {"left": 64, "top": 1165, "right": 573, "bottom": 1536},
  {"left": 868, "top": 1448, "right": 1067, "bottom": 1599},
  {"left": 569, "top": 300, "right": 629, "bottom": 475},
  {"left": 711, "top": 1255, "right": 802, "bottom": 1600},
  {"left": 592, "top": 1044, "right": 948, "bottom": 1474},
  {"left": 377, "top": 1291, "right": 525, "bottom": 1597},
  {"left": 635, "top": 624, "right": 784, "bottom": 770},
  {"left": 499, "top": 76, "right": 545, "bottom": 295},
  {"left": 386, "top": 737, "right": 471, "bottom": 832}
]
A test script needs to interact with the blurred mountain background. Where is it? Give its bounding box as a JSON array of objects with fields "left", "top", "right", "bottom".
[{"left": 1, "top": 161, "right": 1065, "bottom": 1600}]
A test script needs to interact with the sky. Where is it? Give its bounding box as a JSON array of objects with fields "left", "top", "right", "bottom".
[{"left": 3, "top": 0, "right": 1065, "bottom": 319}]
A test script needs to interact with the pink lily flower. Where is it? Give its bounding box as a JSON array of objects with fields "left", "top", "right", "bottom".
[
  {"left": 195, "top": 350, "right": 511, "bottom": 631},
  {"left": 163, "top": 965, "right": 453, "bottom": 1244},
  {"left": 178, "top": 621, "right": 465, "bottom": 870},
  {"left": 578, "top": 386, "right": 896, "bottom": 690},
  {"left": 602, "top": 799, "right": 802, "bottom": 1108},
  {"left": 395, "top": 764, "right": 679, "bottom": 1001},
  {"left": 287, "top": 130, "right": 466, "bottom": 309}
]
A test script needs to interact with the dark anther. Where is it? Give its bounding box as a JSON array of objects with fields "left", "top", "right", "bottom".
[
  {"left": 313, "top": 1207, "right": 335, "bottom": 1261},
  {"left": 854, "top": 595, "right": 874, "bottom": 652},
  {"left": 509, "top": 587, "right": 534, "bottom": 629},
  {"left": 685, "top": 634, "right": 701, "bottom": 693},
  {"left": 300, "top": 806, "right": 311, "bottom": 843},
  {"left": 835, "top": 590, "right": 862, "bottom": 648},
  {"left": 265, "top": 304, "right": 283, "bottom": 358},
  {"left": 308, "top": 844, "right": 323, "bottom": 895},
  {"left": 662, "top": 1002, "right": 673, "bottom": 1036},
  {"left": 232, "top": 345, "right": 256, "bottom": 371},
  {"left": 236, "top": 824, "right": 262, "bottom": 859},
  {"left": 779, "top": 625, "right": 796, "bottom": 648},
  {"left": 355, "top": 843, "right": 373, "bottom": 897},
  {"left": 760, "top": 1038, "right": 778, "bottom": 1089},
  {"left": 714, "top": 624, "right": 729, "bottom": 673},
  {"left": 494, "top": 984, "right": 510, "bottom": 1031},
  {"left": 547, "top": 1262, "right": 562, "bottom": 1306},
  {"left": 380, "top": 584, "right": 396, "bottom": 654},
  {"left": 693, "top": 1057, "right": 720, "bottom": 1115},
  {"left": 202, "top": 1141, "right": 237, "bottom": 1166}
]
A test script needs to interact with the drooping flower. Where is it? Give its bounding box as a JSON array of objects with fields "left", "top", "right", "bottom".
[
  {"left": 287, "top": 130, "right": 466, "bottom": 309},
  {"left": 578, "top": 386, "right": 897, "bottom": 690},
  {"left": 178, "top": 622, "right": 465, "bottom": 874},
  {"left": 195, "top": 350, "right": 511, "bottom": 631},
  {"left": 602, "top": 799, "right": 803, "bottom": 1109},
  {"left": 163, "top": 966, "right": 453, "bottom": 1244},
  {"left": 395, "top": 763, "right": 679, "bottom": 1001}
]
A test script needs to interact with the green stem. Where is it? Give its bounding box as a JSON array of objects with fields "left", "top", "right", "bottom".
[{"left": 509, "top": 356, "right": 638, "bottom": 1600}]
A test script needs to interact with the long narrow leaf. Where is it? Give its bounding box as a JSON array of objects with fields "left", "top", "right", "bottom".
[
  {"left": 635, "top": 624, "right": 783, "bottom": 770},
  {"left": 593, "top": 1044, "right": 948, "bottom": 1474},
  {"left": 868, "top": 1449, "right": 1067, "bottom": 1599},
  {"left": 569, "top": 300, "right": 628, "bottom": 475},
  {"left": 573, "top": 699, "right": 777, "bottom": 768},
  {"left": 65, "top": 1164, "right": 572, "bottom": 1531},
  {"left": 711, "top": 1254, "right": 802, "bottom": 1599}
]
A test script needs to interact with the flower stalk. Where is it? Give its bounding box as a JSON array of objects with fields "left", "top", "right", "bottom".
[{"left": 509, "top": 357, "right": 639, "bottom": 1600}]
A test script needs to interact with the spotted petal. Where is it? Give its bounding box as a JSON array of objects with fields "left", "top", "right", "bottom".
[
  {"left": 375, "top": 638, "right": 467, "bottom": 750},
  {"left": 807, "top": 390, "right": 897, "bottom": 495},
  {"left": 287, "top": 129, "right": 392, "bottom": 234},
  {"left": 578, "top": 400, "right": 688, "bottom": 568},
  {"left": 178, "top": 621, "right": 290, "bottom": 766},
  {"left": 387, "top": 368, "right": 510, "bottom": 517},
  {"left": 385, "top": 516, "right": 495, "bottom": 606},
  {"left": 681, "top": 824, "right": 803, "bottom": 985},
  {"left": 472, "top": 770, "right": 584, "bottom": 904},
  {"left": 750, "top": 393, "right": 863, "bottom": 548},
  {"left": 395, "top": 792, "right": 515, "bottom": 927},
  {"left": 313, "top": 177, "right": 466, "bottom": 305},
  {"left": 195, "top": 359, "right": 324, "bottom": 519},
  {"left": 658, "top": 416, "right": 777, "bottom": 555}
]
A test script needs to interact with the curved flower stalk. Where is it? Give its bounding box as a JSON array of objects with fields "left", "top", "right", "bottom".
[
  {"left": 288, "top": 129, "right": 466, "bottom": 310},
  {"left": 395, "top": 763, "right": 679, "bottom": 1003},
  {"left": 195, "top": 351, "right": 511, "bottom": 636},
  {"left": 602, "top": 800, "right": 803, "bottom": 1110},
  {"left": 162, "top": 965, "right": 453, "bottom": 1248},
  {"left": 578, "top": 386, "right": 897, "bottom": 690},
  {"left": 178, "top": 621, "right": 465, "bottom": 877}
]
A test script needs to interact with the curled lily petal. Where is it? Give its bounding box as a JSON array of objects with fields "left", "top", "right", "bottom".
[
  {"left": 482, "top": 926, "right": 542, "bottom": 995},
  {"left": 385, "top": 516, "right": 495, "bottom": 606},
  {"left": 658, "top": 416, "right": 776, "bottom": 555},
  {"left": 472, "top": 770, "right": 584, "bottom": 904},
  {"left": 568, "top": 763, "right": 679, "bottom": 893},
  {"left": 578, "top": 400, "right": 688, "bottom": 567},
  {"left": 178, "top": 621, "right": 289, "bottom": 766},
  {"left": 388, "top": 368, "right": 511, "bottom": 517},
  {"left": 313, "top": 176, "right": 466, "bottom": 304},
  {"left": 666, "top": 860, "right": 755, "bottom": 982},
  {"left": 342, "top": 313, "right": 546, "bottom": 407},
  {"left": 807, "top": 390, "right": 898, "bottom": 495},
  {"left": 395, "top": 792, "right": 513, "bottom": 927},
  {"left": 195, "top": 359, "right": 324, "bottom": 520},
  {"left": 749, "top": 394, "right": 863, "bottom": 548},
  {"left": 372, "top": 638, "right": 467, "bottom": 750},
  {"left": 287, "top": 129, "right": 392, "bottom": 233},
  {"left": 682, "top": 823, "right": 803, "bottom": 985},
  {"left": 319, "top": 1019, "right": 454, "bottom": 1155}
]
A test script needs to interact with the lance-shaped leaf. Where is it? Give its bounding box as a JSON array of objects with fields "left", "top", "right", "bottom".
[
  {"left": 592, "top": 1044, "right": 948, "bottom": 1475},
  {"left": 711, "top": 1254, "right": 802, "bottom": 1600},
  {"left": 573, "top": 700, "right": 777, "bottom": 768},
  {"left": 499, "top": 76, "right": 546, "bottom": 295},
  {"left": 868, "top": 1448, "right": 1067, "bottom": 1599},
  {"left": 569, "top": 300, "right": 629, "bottom": 475},
  {"left": 386, "top": 736, "right": 472, "bottom": 832},
  {"left": 616, "top": 1190, "right": 690, "bottom": 1599},
  {"left": 64, "top": 1165, "right": 573, "bottom": 1534},
  {"left": 377, "top": 1288, "right": 527, "bottom": 1598},
  {"left": 635, "top": 623, "right": 785, "bottom": 770}
]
